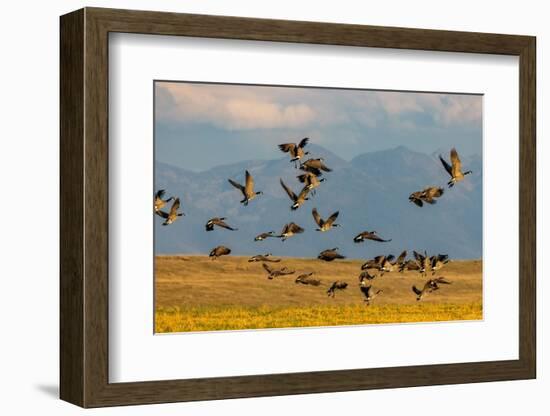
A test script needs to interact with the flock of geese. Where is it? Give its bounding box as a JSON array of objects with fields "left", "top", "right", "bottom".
[{"left": 155, "top": 138, "right": 472, "bottom": 305}]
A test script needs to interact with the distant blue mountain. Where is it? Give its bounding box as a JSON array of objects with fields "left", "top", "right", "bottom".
[{"left": 155, "top": 145, "right": 482, "bottom": 259}]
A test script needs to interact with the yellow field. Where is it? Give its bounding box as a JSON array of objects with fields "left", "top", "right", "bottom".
[{"left": 155, "top": 255, "right": 482, "bottom": 333}]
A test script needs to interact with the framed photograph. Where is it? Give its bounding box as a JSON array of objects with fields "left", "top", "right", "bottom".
[{"left": 60, "top": 7, "right": 536, "bottom": 408}]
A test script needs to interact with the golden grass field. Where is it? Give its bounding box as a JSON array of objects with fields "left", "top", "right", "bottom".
[{"left": 155, "top": 255, "right": 482, "bottom": 333}]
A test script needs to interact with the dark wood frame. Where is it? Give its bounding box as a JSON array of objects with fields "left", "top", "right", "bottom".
[{"left": 60, "top": 7, "right": 536, "bottom": 408}]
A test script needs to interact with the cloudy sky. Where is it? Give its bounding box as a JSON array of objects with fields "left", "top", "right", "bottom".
[{"left": 155, "top": 81, "right": 482, "bottom": 171}]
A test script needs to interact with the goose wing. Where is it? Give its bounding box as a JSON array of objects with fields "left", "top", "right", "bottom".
[
  {"left": 319, "top": 161, "right": 332, "bottom": 172},
  {"left": 312, "top": 208, "right": 323, "bottom": 226},
  {"left": 262, "top": 263, "right": 273, "bottom": 274},
  {"left": 298, "top": 137, "right": 309, "bottom": 148},
  {"left": 170, "top": 198, "right": 181, "bottom": 216},
  {"left": 244, "top": 170, "right": 255, "bottom": 195},
  {"left": 297, "top": 172, "right": 312, "bottom": 184},
  {"left": 450, "top": 148, "right": 462, "bottom": 175},
  {"left": 325, "top": 211, "right": 339, "bottom": 226},
  {"left": 156, "top": 210, "right": 169, "bottom": 219},
  {"left": 155, "top": 189, "right": 166, "bottom": 200},
  {"left": 215, "top": 219, "right": 236, "bottom": 231},
  {"left": 287, "top": 222, "right": 304, "bottom": 234},
  {"left": 434, "top": 277, "right": 452, "bottom": 285},
  {"left": 228, "top": 178, "right": 245, "bottom": 192},
  {"left": 412, "top": 285, "right": 422, "bottom": 296},
  {"left": 396, "top": 250, "right": 407, "bottom": 264},
  {"left": 439, "top": 154, "right": 453, "bottom": 176},
  {"left": 280, "top": 179, "right": 297, "bottom": 201},
  {"left": 413, "top": 250, "right": 425, "bottom": 262},
  {"left": 367, "top": 233, "right": 391, "bottom": 242},
  {"left": 278, "top": 143, "right": 296, "bottom": 154}
]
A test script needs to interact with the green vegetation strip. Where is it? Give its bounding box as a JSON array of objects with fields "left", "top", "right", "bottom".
[{"left": 156, "top": 302, "right": 482, "bottom": 333}]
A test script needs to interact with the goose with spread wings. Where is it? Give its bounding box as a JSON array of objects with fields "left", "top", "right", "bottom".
[
  {"left": 312, "top": 208, "right": 339, "bottom": 232},
  {"left": 280, "top": 178, "right": 310, "bottom": 210},
  {"left": 248, "top": 253, "right": 281, "bottom": 263},
  {"left": 359, "top": 283, "right": 383, "bottom": 306},
  {"left": 295, "top": 272, "right": 321, "bottom": 286},
  {"left": 228, "top": 170, "right": 263, "bottom": 206},
  {"left": 209, "top": 245, "right": 231, "bottom": 260},
  {"left": 205, "top": 217, "right": 237, "bottom": 231},
  {"left": 409, "top": 187, "right": 444, "bottom": 207},
  {"left": 327, "top": 281, "right": 348, "bottom": 298},
  {"left": 318, "top": 248, "right": 346, "bottom": 262},
  {"left": 412, "top": 277, "right": 452, "bottom": 301},
  {"left": 353, "top": 231, "right": 392, "bottom": 243},
  {"left": 262, "top": 263, "right": 295, "bottom": 279},
  {"left": 299, "top": 158, "right": 332, "bottom": 176},
  {"left": 278, "top": 222, "right": 304, "bottom": 241},
  {"left": 157, "top": 198, "right": 184, "bottom": 226},
  {"left": 439, "top": 148, "right": 472, "bottom": 188},
  {"left": 278, "top": 137, "right": 310, "bottom": 167}
]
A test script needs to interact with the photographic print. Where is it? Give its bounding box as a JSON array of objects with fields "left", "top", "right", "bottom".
[{"left": 154, "top": 81, "right": 482, "bottom": 333}]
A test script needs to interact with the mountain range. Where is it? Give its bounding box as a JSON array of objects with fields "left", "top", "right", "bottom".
[{"left": 154, "top": 144, "right": 482, "bottom": 260}]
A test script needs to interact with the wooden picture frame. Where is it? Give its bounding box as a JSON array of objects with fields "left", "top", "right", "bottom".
[{"left": 60, "top": 7, "right": 536, "bottom": 408}]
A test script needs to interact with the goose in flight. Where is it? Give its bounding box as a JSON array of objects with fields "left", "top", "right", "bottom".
[
  {"left": 430, "top": 254, "right": 450, "bottom": 274},
  {"left": 295, "top": 272, "right": 321, "bottom": 286},
  {"left": 409, "top": 187, "right": 444, "bottom": 207},
  {"left": 157, "top": 198, "right": 184, "bottom": 226},
  {"left": 205, "top": 217, "right": 237, "bottom": 231},
  {"left": 154, "top": 189, "right": 174, "bottom": 213},
  {"left": 439, "top": 148, "right": 472, "bottom": 188},
  {"left": 327, "top": 281, "right": 348, "bottom": 298},
  {"left": 262, "top": 263, "right": 295, "bottom": 279},
  {"left": 278, "top": 137, "right": 310, "bottom": 167},
  {"left": 254, "top": 231, "right": 277, "bottom": 241},
  {"left": 300, "top": 158, "right": 332, "bottom": 176},
  {"left": 394, "top": 250, "right": 408, "bottom": 269},
  {"left": 412, "top": 277, "right": 452, "bottom": 301},
  {"left": 399, "top": 259, "right": 421, "bottom": 273},
  {"left": 361, "top": 255, "right": 394, "bottom": 274},
  {"left": 413, "top": 250, "right": 430, "bottom": 276},
  {"left": 278, "top": 222, "right": 304, "bottom": 241},
  {"left": 312, "top": 208, "right": 340, "bottom": 232},
  {"left": 228, "top": 170, "right": 263, "bottom": 205},
  {"left": 280, "top": 179, "right": 310, "bottom": 210},
  {"left": 353, "top": 231, "right": 392, "bottom": 243},
  {"left": 209, "top": 245, "right": 231, "bottom": 260},
  {"left": 318, "top": 248, "right": 346, "bottom": 262},
  {"left": 359, "top": 283, "right": 383, "bottom": 306},
  {"left": 248, "top": 253, "right": 281, "bottom": 263}
]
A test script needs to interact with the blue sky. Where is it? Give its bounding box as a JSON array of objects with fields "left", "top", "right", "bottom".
[{"left": 155, "top": 81, "right": 482, "bottom": 171}]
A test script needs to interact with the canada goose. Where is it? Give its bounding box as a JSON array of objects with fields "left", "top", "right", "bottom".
[
  {"left": 297, "top": 171, "right": 325, "bottom": 194},
  {"left": 278, "top": 137, "right": 310, "bottom": 167},
  {"left": 278, "top": 222, "right": 304, "bottom": 241},
  {"left": 254, "top": 231, "right": 277, "bottom": 241},
  {"left": 300, "top": 158, "right": 332, "bottom": 176},
  {"left": 295, "top": 272, "right": 321, "bottom": 286},
  {"left": 318, "top": 248, "right": 346, "bottom": 262},
  {"left": 327, "top": 281, "right": 348, "bottom": 298},
  {"left": 413, "top": 250, "right": 430, "bottom": 275},
  {"left": 312, "top": 208, "right": 340, "bottom": 232},
  {"left": 279, "top": 178, "right": 310, "bottom": 210},
  {"left": 358, "top": 270, "right": 376, "bottom": 283},
  {"left": 412, "top": 277, "right": 452, "bottom": 301},
  {"left": 262, "top": 263, "right": 295, "bottom": 279},
  {"left": 209, "top": 245, "right": 231, "bottom": 260},
  {"left": 157, "top": 198, "right": 184, "bottom": 226},
  {"left": 374, "top": 255, "right": 395, "bottom": 275},
  {"left": 353, "top": 231, "right": 392, "bottom": 243},
  {"left": 248, "top": 253, "right": 281, "bottom": 263},
  {"left": 409, "top": 187, "right": 444, "bottom": 207},
  {"left": 205, "top": 217, "right": 237, "bottom": 231},
  {"left": 228, "top": 170, "right": 263, "bottom": 205},
  {"left": 154, "top": 189, "right": 174, "bottom": 213},
  {"left": 439, "top": 148, "right": 472, "bottom": 188},
  {"left": 359, "top": 283, "right": 383, "bottom": 306},
  {"left": 430, "top": 254, "right": 450, "bottom": 274},
  {"left": 361, "top": 257, "right": 382, "bottom": 270}
]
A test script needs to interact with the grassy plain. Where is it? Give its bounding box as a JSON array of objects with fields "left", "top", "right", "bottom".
[{"left": 155, "top": 255, "right": 482, "bottom": 333}]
